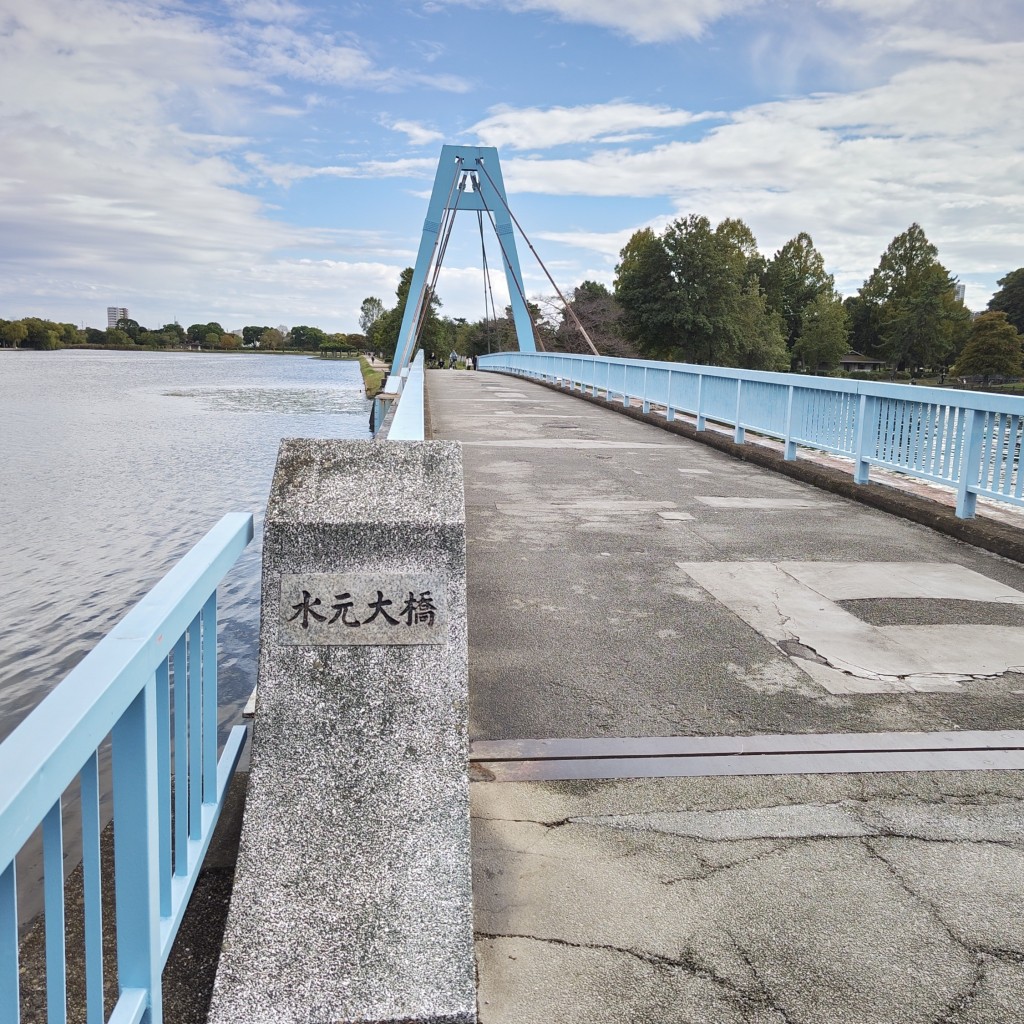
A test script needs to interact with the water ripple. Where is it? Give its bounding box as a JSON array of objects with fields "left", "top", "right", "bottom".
[{"left": 0, "top": 350, "right": 371, "bottom": 743}]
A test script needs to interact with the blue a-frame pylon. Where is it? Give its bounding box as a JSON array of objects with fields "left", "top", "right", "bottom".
[{"left": 389, "top": 145, "right": 536, "bottom": 381}]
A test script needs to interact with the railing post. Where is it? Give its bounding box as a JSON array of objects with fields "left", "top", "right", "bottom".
[
  {"left": 733, "top": 380, "right": 745, "bottom": 444},
  {"left": 81, "top": 752, "right": 105, "bottom": 1024},
  {"left": 642, "top": 368, "right": 650, "bottom": 414},
  {"left": 956, "top": 408, "right": 987, "bottom": 519},
  {"left": 0, "top": 862, "right": 17, "bottom": 1021},
  {"left": 113, "top": 680, "right": 162, "bottom": 1023},
  {"left": 43, "top": 800, "right": 67, "bottom": 1020},
  {"left": 666, "top": 369, "right": 675, "bottom": 421},
  {"left": 853, "top": 394, "right": 873, "bottom": 484},
  {"left": 783, "top": 385, "right": 797, "bottom": 460},
  {"left": 696, "top": 373, "right": 706, "bottom": 431}
]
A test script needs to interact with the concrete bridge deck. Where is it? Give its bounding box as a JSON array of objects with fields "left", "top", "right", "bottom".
[{"left": 428, "top": 368, "right": 1024, "bottom": 1024}]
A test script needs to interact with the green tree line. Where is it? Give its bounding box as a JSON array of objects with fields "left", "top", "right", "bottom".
[
  {"left": 0, "top": 317, "right": 368, "bottom": 354},
  {"left": 358, "top": 221, "right": 1022, "bottom": 385}
]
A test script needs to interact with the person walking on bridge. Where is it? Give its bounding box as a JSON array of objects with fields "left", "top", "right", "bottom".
[{"left": 449, "top": 349, "right": 458, "bottom": 369}]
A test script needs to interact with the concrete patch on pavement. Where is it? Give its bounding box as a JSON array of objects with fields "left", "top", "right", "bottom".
[
  {"left": 497, "top": 499, "right": 678, "bottom": 518},
  {"left": 678, "top": 561, "right": 1024, "bottom": 694},
  {"left": 696, "top": 496, "right": 841, "bottom": 510},
  {"left": 473, "top": 773, "right": 1024, "bottom": 1024},
  {"left": 463, "top": 439, "right": 674, "bottom": 448},
  {"left": 781, "top": 561, "right": 1024, "bottom": 602}
]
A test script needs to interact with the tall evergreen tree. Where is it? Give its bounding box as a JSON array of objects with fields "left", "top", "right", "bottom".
[
  {"left": 614, "top": 228, "right": 681, "bottom": 359},
  {"left": 988, "top": 268, "right": 1024, "bottom": 335},
  {"left": 857, "top": 223, "right": 969, "bottom": 368},
  {"left": 763, "top": 232, "right": 836, "bottom": 362},
  {"left": 952, "top": 311, "right": 1023, "bottom": 387}
]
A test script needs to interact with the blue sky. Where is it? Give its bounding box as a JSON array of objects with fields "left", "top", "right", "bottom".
[{"left": 1, "top": 0, "right": 1021, "bottom": 333}]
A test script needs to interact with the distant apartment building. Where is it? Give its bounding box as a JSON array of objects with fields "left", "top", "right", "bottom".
[
  {"left": 107, "top": 306, "right": 129, "bottom": 328},
  {"left": 953, "top": 283, "right": 966, "bottom": 304}
]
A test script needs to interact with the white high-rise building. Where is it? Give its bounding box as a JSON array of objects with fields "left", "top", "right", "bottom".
[
  {"left": 107, "top": 306, "right": 129, "bottom": 328},
  {"left": 953, "top": 283, "right": 966, "bottom": 305}
]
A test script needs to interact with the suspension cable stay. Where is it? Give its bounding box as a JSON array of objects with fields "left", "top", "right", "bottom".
[
  {"left": 477, "top": 211, "right": 500, "bottom": 352},
  {"left": 412, "top": 172, "right": 466, "bottom": 353},
  {"left": 475, "top": 159, "right": 598, "bottom": 356},
  {"left": 474, "top": 193, "right": 546, "bottom": 352}
]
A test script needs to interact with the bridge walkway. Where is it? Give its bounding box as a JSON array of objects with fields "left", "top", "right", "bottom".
[{"left": 427, "top": 368, "right": 1024, "bottom": 1024}]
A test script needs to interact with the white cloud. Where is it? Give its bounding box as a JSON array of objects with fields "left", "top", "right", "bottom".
[
  {"left": 244, "top": 24, "right": 379, "bottom": 84},
  {"left": 0, "top": 1, "right": 309, "bottom": 324},
  {"left": 227, "top": 0, "right": 308, "bottom": 23},
  {"left": 470, "top": 103, "right": 718, "bottom": 149},
  {"left": 386, "top": 119, "right": 446, "bottom": 146},
  {"left": 487, "top": 32, "right": 1024, "bottom": 299},
  {"left": 432, "top": 0, "right": 762, "bottom": 42}
]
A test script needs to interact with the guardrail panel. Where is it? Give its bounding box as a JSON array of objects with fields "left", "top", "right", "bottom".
[
  {"left": 0, "top": 512, "right": 254, "bottom": 1024},
  {"left": 478, "top": 352, "right": 1024, "bottom": 519}
]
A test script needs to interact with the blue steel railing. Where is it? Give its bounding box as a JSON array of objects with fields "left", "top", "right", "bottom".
[
  {"left": 0, "top": 512, "right": 254, "bottom": 1024},
  {"left": 480, "top": 352, "right": 1024, "bottom": 520},
  {"left": 375, "top": 349, "right": 425, "bottom": 440}
]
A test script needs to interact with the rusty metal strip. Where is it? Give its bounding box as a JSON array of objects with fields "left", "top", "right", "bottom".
[
  {"left": 470, "top": 730, "right": 1024, "bottom": 762},
  {"left": 469, "top": 731, "right": 1024, "bottom": 782}
]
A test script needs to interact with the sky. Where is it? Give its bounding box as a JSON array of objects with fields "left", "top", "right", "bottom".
[{"left": 1, "top": 0, "right": 1022, "bottom": 334}]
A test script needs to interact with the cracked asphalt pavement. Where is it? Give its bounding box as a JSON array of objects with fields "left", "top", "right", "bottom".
[{"left": 427, "top": 370, "right": 1024, "bottom": 1023}]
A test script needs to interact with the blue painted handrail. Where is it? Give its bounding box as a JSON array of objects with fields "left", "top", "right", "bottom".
[
  {"left": 377, "top": 349, "right": 426, "bottom": 440},
  {"left": 0, "top": 512, "right": 254, "bottom": 1024},
  {"left": 480, "top": 352, "right": 1024, "bottom": 520}
]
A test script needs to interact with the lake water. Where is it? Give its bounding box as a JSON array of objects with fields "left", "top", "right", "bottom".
[{"left": 0, "top": 349, "right": 372, "bottom": 746}]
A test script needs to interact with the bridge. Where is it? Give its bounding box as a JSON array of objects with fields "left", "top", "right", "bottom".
[
  {"left": 6, "top": 351, "right": 1024, "bottom": 1023},
  {"left": 4, "top": 145, "right": 1024, "bottom": 1024}
]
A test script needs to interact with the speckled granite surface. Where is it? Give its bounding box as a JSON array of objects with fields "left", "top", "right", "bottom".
[{"left": 208, "top": 439, "right": 475, "bottom": 1024}]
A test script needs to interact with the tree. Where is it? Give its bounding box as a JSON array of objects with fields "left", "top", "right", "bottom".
[
  {"left": 662, "top": 214, "right": 786, "bottom": 369},
  {"left": 988, "top": 268, "right": 1024, "bottom": 335},
  {"left": 552, "top": 281, "right": 636, "bottom": 357},
  {"left": 615, "top": 216, "right": 787, "bottom": 369},
  {"left": 792, "top": 293, "right": 849, "bottom": 373},
  {"left": 259, "top": 327, "right": 285, "bottom": 349},
  {"left": 242, "top": 325, "right": 271, "bottom": 347},
  {"left": 138, "top": 329, "right": 175, "bottom": 347},
  {"left": 858, "top": 223, "right": 969, "bottom": 369},
  {"left": 614, "top": 228, "right": 680, "bottom": 358},
  {"left": 21, "top": 318, "right": 62, "bottom": 349},
  {"left": 187, "top": 322, "right": 223, "bottom": 345},
  {"left": 288, "top": 325, "right": 328, "bottom": 350},
  {"left": 372, "top": 268, "right": 443, "bottom": 363},
  {"left": 843, "top": 294, "right": 882, "bottom": 359},
  {"left": 162, "top": 322, "right": 186, "bottom": 344},
  {"left": 115, "top": 317, "right": 141, "bottom": 341},
  {"left": 763, "top": 232, "right": 834, "bottom": 360},
  {"left": 951, "top": 311, "right": 1023, "bottom": 386},
  {"left": 105, "top": 327, "right": 132, "bottom": 346},
  {"left": 359, "top": 297, "right": 385, "bottom": 337},
  {"left": 0, "top": 320, "right": 28, "bottom": 348}
]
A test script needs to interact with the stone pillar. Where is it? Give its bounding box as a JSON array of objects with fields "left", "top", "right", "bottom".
[{"left": 209, "top": 439, "right": 474, "bottom": 1024}]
